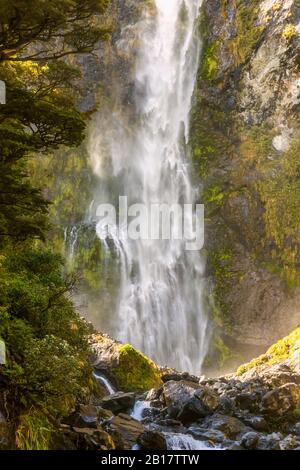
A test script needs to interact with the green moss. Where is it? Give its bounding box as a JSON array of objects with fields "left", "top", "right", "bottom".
[
  {"left": 205, "top": 247, "right": 235, "bottom": 334},
  {"left": 232, "top": 126, "right": 300, "bottom": 289},
  {"left": 204, "top": 185, "right": 225, "bottom": 207},
  {"left": 200, "top": 42, "right": 219, "bottom": 81},
  {"left": 113, "top": 344, "right": 162, "bottom": 392},
  {"left": 237, "top": 327, "right": 300, "bottom": 375},
  {"left": 227, "top": 0, "right": 265, "bottom": 65},
  {"left": 210, "top": 248, "right": 233, "bottom": 280},
  {"left": 214, "top": 336, "right": 234, "bottom": 368},
  {"left": 282, "top": 24, "right": 297, "bottom": 41},
  {"left": 257, "top": 132, "right": 300, "bottom": 288}
]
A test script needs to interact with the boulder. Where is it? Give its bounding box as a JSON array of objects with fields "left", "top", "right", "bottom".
[
  {"left": 101, "top": 392, "right": 135, "bottom": 414},
  {"left": 188, "top": 426, "right": 227, "bottom": 444},
  {"left": 235, "top": 392, "right": 260, "bottom": 411},
  {"left": 163, "top": 380, "right": 218, "bottom": 423},
  {"left": 199, "top": 413, "right": 249, "bottom": 439},
  {"left": 194, "top": 387, "right": 219, "bottom": 411},
  {"left": 63, "top": 406, "right": 98, "bottom": 429},
  {"left": 241, "top": 431, "right": 260, "bottom": 450},
  {"left": 90, "top": 335, "right": 162, "bottom": 392},
  {"left": 90, "top": 334, "right": 120, "bottom": 370},
  {"left": 262, "top": 383, "right": 300, "bottom": 415},
  {"left": 226, "top": 443, "right": 244, "bottom": 450},
  {"left": 177, "top": 397, "right": 211, "bottom": 424},
  {"left": 105, "top": 413, "right": 145, "bottom": 450},
  {"left": 98, "top": 407, "right": 114, "bottom": 423},
  {"left": 146, "top": 387, "right": 163, "bottom": 401},
  {"left": 242, "top": 415, "right": 268, "bottom": 432},
  {"left": 138, "top": 430, "right": 167, "bottom": 450},
  {"left": 256, "top": 433, "right": 282, "bottom": 451},
  {"left": 155, "top": 418, "right": 183, "bottom": 429},
  {"left": 240, "top": 363, "right": 300, "bottom": 389},
  {"left": 279, "top": 435, "right": 300, "bottom": 450},
  {"left": 161, "top": 372, "right": 199, "bottom": 384},
  {"left": 58, "top": 425, "right": 115, "bottom": 450},
  {"left": 217, "top": 396, "right": 235, "bottom": 414},
  {"left": 163, "top": 380, "right": 200, "bottom": 409},
  {"left": 289, "top": 422, "right": 300, "bottom": 437}
]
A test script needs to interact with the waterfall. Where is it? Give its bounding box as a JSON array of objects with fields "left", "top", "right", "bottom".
[
  {"left": 93, "top": 371, "right": 115, "bottom": 395},
  {"left": 89, "top": 0, "right": 208, "bottom": 374}
]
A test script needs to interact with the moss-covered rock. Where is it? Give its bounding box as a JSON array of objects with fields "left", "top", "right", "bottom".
[
  {"left": 237, "top": 327, "right": 300, "bottom": 375},
  {"left": 113, "top": 344, "right": 162, "bottom": 392},
  {"left": 192, "top": 0, "right": 300, "bottom": 372},
  {"left": 91, "top": 334, "right": 162, "bottom": 392}
]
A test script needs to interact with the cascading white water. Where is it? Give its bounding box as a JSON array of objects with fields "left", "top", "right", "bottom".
[
  {"left": 89, "top": 0, "right": 208, "bottom": 373},
  {"left": 93, "top": 371, "right": 115, "bottom": 395},
  {"left": 165, "top": 433, "right": 215, "bottom": 451},
  {"left": 130, "top": 400, "right": 151, "bottom": 421}
]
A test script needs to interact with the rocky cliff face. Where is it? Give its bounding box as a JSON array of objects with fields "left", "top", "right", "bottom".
[{"left": 192, "top": 0, "right": 300, "bottom": 369}]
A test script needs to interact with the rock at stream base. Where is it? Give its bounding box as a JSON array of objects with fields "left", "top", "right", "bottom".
[
  {"left": 90, "top": 334, "right": 162, "bottom": 392},
  {"left": 242, "top": 415, "right": 268, "bottom": 432},
  {"left": 101, "top": 392, "right": 136, "bottom": 414},
  {"left": 198, "top": 413, "right": 249, "bottom": 440},
  {"left": 63, "top": 406, "right": 98, "bottom": 429},
  {"left": 177, "top": 397, "right": 211, "bottom": 423},
  {"left": 261, "top": 383, "right": 300, "bottom": 415},
  {"left": 163, "top": 380, "right": 219, "bottom": 424},
  {"left": 255, "top": 433, "right": 282, "bottom": 451},
  {"left": 56, "top": 424, "right": 115, "bottom": 450},
  {"left": 138, "top": 430, "right": 167, "bottom": 450},
  {"left": 241, "top": 431, "right": 260, "bottom": 450},
  {"left": 105, "top": 414, "right": 145, "bottom": 450},
  {"left": 163, "top": 380, "right": 200, "bottom": 409}
]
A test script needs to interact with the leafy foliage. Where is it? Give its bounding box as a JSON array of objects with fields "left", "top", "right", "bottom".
[
  {"left": 0, "top": 59, "right": 86, "bottom": 240},
  {"left": 0, "top": 244, "right": 92, "bottom": 422},
  {"left": 0, "top": 0, "right": 110, "bottom": 61}
]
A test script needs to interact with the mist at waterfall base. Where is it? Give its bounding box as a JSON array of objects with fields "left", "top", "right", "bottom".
[{"left": 86, "top": 0, "right": 209, "bottom": 375}]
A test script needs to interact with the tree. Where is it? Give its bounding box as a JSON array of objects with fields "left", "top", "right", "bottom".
[
  {"left": 0, "top": 60, "right": 87, "bottom": 239},
  {"left": 0, "top": 2, "right": 110, "bottom": 446},
  {"left": 0, "top": 1, "right": 110, "bottom": 240},
  {"left": 0, "top": 0, "right": 110, "bottom": 61},
  {"left": 0, "top": 244, "right": 92, "bottom": 423}
]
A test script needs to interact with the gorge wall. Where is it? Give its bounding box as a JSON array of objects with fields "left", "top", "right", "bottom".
[{"left": 193, "top": 0, "right": 300, "bottom": 370}]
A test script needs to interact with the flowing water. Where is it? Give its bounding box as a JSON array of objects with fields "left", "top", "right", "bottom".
[
  {"left": 93, "top": 371, "right": 115, "bottom": 395},
  {"left": 89, "top": 0, "right": 208, "bottom": 374},
  {"left": 130, "top": 400, "right": 151, "bottom": 421},
  {"left": 165, "top": 433, "right": 214, "bottom": 450}
]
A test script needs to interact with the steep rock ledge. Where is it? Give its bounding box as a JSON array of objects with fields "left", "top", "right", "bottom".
[{"left": 191, "top": 0, "right": 300, "bottom": 369}]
